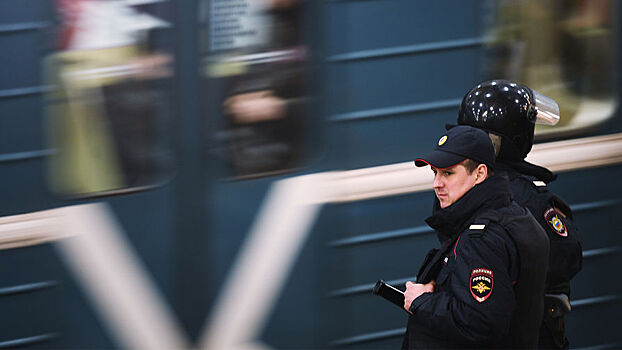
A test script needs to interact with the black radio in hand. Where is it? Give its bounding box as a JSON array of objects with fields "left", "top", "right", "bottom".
[{"left": 372, "top": 280, "right": 406, "bottom": 312}]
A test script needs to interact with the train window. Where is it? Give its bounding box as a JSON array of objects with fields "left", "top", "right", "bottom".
[
  {"left": 483, "top": 0, "right": 616, "bottom": 138},
  {"left": 45, "top": 0, "right": 175, "bottom": 196},
  {"left": 200, "top": 0, "right": 307, "bottom": 179}
]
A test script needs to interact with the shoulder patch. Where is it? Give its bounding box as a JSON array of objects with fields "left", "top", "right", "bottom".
[
  {"left": 544, "top": 207, "right": 568, "bottom": 237},
  {"left": 470, "top": 268, "right": 493, "bottom": 302}
]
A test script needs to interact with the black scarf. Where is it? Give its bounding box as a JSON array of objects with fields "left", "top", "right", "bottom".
[{"left": 425, "top": 175, "right": 513, "bottom": 244}]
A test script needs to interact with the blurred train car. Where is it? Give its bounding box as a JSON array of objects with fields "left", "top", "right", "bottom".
[{"left": 0, "top": 0, "right": 621, "bottom": 348}]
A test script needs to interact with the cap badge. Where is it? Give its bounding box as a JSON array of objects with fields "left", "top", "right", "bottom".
[{"left": 438, "top": 135, "right": 448, "bottom": 146}]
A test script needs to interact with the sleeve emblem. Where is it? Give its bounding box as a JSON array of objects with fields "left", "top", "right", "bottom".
[
  {"left": 544, "top": 207, "right": 568, "bottom": 237},
  {"left": 470, "top": 268, "right": 493, "bottom": 302}
]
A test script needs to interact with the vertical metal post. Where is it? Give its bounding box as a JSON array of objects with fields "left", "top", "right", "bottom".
[{"left": 173, "top": 0, "right": 209, "bottom": 341}]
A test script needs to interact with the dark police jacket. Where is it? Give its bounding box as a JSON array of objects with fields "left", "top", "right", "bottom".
[
  {"left": 402, "top": 175, "right": 549, "bottom": 349},
  {"left": 497, "top": 161, "right": 582, "bottom": 295}
]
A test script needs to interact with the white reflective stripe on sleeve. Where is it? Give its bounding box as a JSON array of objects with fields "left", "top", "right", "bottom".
[{"left": 469, "top": 224, "right": 486, "bottom": 230}]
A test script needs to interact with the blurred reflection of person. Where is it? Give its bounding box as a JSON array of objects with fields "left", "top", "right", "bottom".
[
  {"left": 48, "top": 0, "right": 172, "bottom": 192},
  {"left": 221, "top": 0, "right": 305, "bottom": 178},
  {"left": 223, "top": 70, "right": 303, "bottom": 177}
]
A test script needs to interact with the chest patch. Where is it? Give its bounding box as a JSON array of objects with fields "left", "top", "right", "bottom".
[
  {"left": 544, "top": 207, "right": 568, "bottom": 237},
  {"left": 470, "top": 268, "right": 493, "bottom": 303}
]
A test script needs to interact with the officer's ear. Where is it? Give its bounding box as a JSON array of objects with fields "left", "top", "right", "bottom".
[{"left": 474, "top": 164, "right": 488, "bottom": 185}]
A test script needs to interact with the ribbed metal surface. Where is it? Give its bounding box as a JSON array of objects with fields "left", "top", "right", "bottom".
[
  {"left": 582, "top": 246, "right": 622, "bottom": 259},
  {"left": 575, "top": 342, "right": 622, "bottom": 350},
  {"left": 0, "top": 281, "right": 58, "bottom": 296},
  {"left": 330, "top": 97, "right": 462, "bottom": 122},
  {"left": 0, "top": 149, "right": 55, "bottom": 163},
  {"left": 570, "top": 198, "right": 622, "bottom": 213},
  {"left": 327, "top": 37, "right": 486, "bottom": 62},
  {"left": 0, "top": 85, "right": 51, "bottom": 99},
  {"left": 330, "top": 327, "right": 405, "bottom": 347},
  {"left": 328, "top": 224, "right": 433, "bottom": 247},
  {"left": 571, "top": 294, "right": 622, "bottom": 309},
  {"left": 0, "top": 21, "right": 50, "bottom": 34},
  {"left": 0, "top": 333, "right": 58, "bottom": 348}
]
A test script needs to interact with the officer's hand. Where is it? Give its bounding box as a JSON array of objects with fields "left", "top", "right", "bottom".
[{"left": 404, "top": 281, "right": 435, "bottom": 314}]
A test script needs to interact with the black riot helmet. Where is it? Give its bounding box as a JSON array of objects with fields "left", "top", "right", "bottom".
[{"left": 457, "top": 80, "right": 560, "bottom": 160}]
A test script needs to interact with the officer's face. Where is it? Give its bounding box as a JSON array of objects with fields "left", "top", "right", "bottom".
[{"left": 431, "top": 163, "right": 482, "bottom": 208}]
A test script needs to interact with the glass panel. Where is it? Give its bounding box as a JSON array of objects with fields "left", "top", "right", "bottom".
[
  {"left": 45, "top": 0, "right": 175, "bottom": 195},
  {"left": 483, "top": 0, "right": 616, "bottom": 138},
  {"left": 201, "top": 0, "right": 307, "bottom": 179}
]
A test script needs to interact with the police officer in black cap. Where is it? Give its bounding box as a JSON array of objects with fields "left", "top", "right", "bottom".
[
  {"left": 402, "top": 125, "right": 549, "bottom": 349},
  {"left": 457, "top": 80, "right": 583, "bottom": 349}
]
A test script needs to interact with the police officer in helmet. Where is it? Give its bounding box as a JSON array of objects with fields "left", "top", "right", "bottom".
[{"left": 457, "top": 80, "right": 583, "bottom": 349}]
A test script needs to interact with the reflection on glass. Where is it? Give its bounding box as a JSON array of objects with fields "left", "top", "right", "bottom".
[
  {"left": 203, "top": 0, "right": 307, "bottom": 179},
  {"left": 46, "top": 0, "right": 174, "bottom": 195},
  {"left": 484, "top": 0, "right": 615, "bottom": 136}
]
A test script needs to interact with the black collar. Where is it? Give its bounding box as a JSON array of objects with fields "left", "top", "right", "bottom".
[
  {"left": 425, "top": 175, "right": 512, "bottom": 243},
  {"left": 497, "top": 159, "right": 557, "bottom": 183}
]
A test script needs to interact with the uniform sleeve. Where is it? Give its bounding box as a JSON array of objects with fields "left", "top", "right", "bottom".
[
  {"left": 540, "top": 201, "right": 583, "bottom": 288},
  {"left": 408, "top": 227, "right": 519, "bottom": 344}
]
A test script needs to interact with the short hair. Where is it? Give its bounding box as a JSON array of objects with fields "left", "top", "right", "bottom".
[{"left": 462, "top": 159, "right": 494, "bottom": 177}]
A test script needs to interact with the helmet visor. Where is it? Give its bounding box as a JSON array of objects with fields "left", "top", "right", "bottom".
[{"left": 533, "top": 90, "right": 560, "bottom": 126}]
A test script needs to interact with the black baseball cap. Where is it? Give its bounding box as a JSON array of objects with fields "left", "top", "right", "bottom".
[{"left": 414, "top": 125, "right": 495, "bottom": 170}]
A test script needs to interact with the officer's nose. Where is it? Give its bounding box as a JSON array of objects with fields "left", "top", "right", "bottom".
[{"left": 433, "top": 173, "right": 443, "bottom": 189}]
